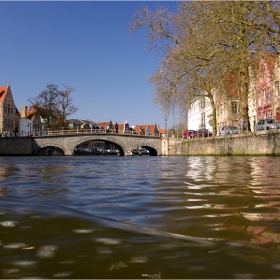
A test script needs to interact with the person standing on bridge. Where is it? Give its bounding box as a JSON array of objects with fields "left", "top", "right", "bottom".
[{"left": 115, "top": 122, "right": 119, "bottom": 134}]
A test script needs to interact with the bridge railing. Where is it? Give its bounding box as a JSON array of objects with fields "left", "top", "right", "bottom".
[{"left": 33, "top": 128, "right": 161, "bottom": 137}]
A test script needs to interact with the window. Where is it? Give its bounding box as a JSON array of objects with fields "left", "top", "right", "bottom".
[
  {"left": 200, "top": 98, "right": 205, "bottom": 110},
  {"left": 258, "top": 91, "right": 262, "bottom": 106},
  {"left": 231, "top": 102, "right": 238, "bottom": 114},
  {"left": 275, "top": 81, "right": 279, "bottom": 97},
  {"left": 263, "top": 89, "right": 266, "bottom": 104},
  {"left": 261, "top": 67, "right": 265, "bottom": 81},
  {"left": 268, "top": 88, "right": 271, "bottom": 103}
]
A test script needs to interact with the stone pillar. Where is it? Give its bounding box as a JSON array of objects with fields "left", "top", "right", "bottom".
[{"left": 161, "top": 137, "right": 169, "bottom": 156}]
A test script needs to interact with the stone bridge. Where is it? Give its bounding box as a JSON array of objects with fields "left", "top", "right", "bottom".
[{"left": 32, "top": 133, "right": 167, "bottom": 156}]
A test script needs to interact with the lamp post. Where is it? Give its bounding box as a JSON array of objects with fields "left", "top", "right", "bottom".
[{"left": 164, "top": 119, "right": 167, "bottom": 137}]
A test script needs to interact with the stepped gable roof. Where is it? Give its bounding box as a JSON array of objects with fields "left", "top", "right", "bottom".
[
  {"left": 0, "top": 84, "right": 19, "bottom": 114},
  {"left": 0, "top": 86, "right": 8, "bottom": 102}
]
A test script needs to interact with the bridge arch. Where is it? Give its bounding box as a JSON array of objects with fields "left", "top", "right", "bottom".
[
  {"left": 72, "top": 138, "right": 126, "bottom": 156},
  {"left": 33, "top": 142, "right": 67, "bottom": 156},
  {"left": 37, "top": 146, "right": 65, "bottom": 156},
  {"left": 141, "top": 145, "right": 158, "bottom": 156}
]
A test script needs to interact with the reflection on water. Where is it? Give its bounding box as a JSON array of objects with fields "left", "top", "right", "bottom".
[{"left": 1, "top": 156, "right": 280, "bottom": 278}]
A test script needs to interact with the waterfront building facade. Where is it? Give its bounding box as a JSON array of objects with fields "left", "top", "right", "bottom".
[
  {"left": 273, "top": 55, "right": 280, "bottom": 121},
  {"left": 0, "top": 84, "right": 20, "bottom": 136},
  {"left": 187, "top": 54, "right": 280, "bottom": 133}
]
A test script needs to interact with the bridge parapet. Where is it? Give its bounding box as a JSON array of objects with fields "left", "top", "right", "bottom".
[{"left": 34, "top": 129, "right": 160, "bottom": 137}]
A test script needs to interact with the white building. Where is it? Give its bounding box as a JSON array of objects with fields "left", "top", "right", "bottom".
[
  {"left": 188, "top": 96, "right": 213, "bottom": 131},
  {"left": 20, "top": 106, "right": 33, "bottom": 136}
]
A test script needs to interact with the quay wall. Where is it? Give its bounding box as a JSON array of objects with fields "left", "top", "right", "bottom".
[
  {"left": 0, "top": 137, "right": 33, "bottom": 155},
  {"left": 0, "top": 130, "right": 280, "bottom": 156},
  {"left": 168, "top": 130, "right": 280, "bottom": 156}
]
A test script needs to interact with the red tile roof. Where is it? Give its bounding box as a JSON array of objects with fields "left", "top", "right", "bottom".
[
  {"left": 0, "top": 86, "right": 8, "bottom": 103},
  {"left": 98, "top": 122, "right": 109, "bottom": 130},
  {"left": 98, "top": 121, "right": 160, "bottom": 135}
]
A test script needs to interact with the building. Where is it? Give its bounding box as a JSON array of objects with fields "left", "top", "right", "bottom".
[
  {"left": 187, "top": 95, "right": 213, "bottom": 132},
  {"left": 273, "top": 55, "right": 280, "bottom": 121},
  {"left": 255, "top": 54, "right": 276, "bottom": 122},
  {"left": 20, "top": 106, "right": 33, "bottom": 136},
  {"left": 134, "top": 124, "right": 160, "bottom": 136},
  {"left": 0, "top": 84, "right": 20, "bottom": 136},
  {"left": 27, "top": 106, "right": 47, "bottom": 134},
  {"left": 215, "top": 74, "right": 241, "bottom": 131},
  {"left": 247, "top": 53, "right": 280, "bottom": 131},
  {"left": 20, "top": 106, "right": 47, "bottom": 136}
]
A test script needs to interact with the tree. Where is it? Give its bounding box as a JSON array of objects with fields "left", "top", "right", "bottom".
[
  {"left": 28, "top": 84, "right": 59, "bottom": 128},
  {"left": 130, "top": 3, "right": 227, "bottom": 135},
  {"left": 56, "top": 85, "right": 78, "bottom": 128},
  {"left": 130, "top": 1, "right": 280, "bottom": 133},
  {"left": 28, "top": 84, "right": 78, "bottom": 129}
]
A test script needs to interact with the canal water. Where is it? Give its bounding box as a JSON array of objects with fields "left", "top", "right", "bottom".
[{"left": 1, "top": 155, "right": 280, "bottom": 279}]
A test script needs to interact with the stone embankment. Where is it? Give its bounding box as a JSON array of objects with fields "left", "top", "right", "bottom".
[
  {"left": 167, "top": 130, "right": 280, "bottom": 156},
  {"left": 0, "top": 137, "right": 33, "bottom": 155},
  {"left": 0, "top": 130, "right": 279, "bottom": 156}
]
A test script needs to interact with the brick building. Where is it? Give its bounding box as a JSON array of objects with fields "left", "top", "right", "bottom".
[{"left": 0, "top": 84, "right": 20, "bottom": 136}]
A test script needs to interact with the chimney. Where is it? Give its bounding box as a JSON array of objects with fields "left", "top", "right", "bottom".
[{"left": 21, "top": 106, "right": 27, "bottom": 118}]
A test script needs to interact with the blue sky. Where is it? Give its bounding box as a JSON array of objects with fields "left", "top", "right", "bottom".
[{"left": 1, "top": 1, "right": 179, "bottom": 129}]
